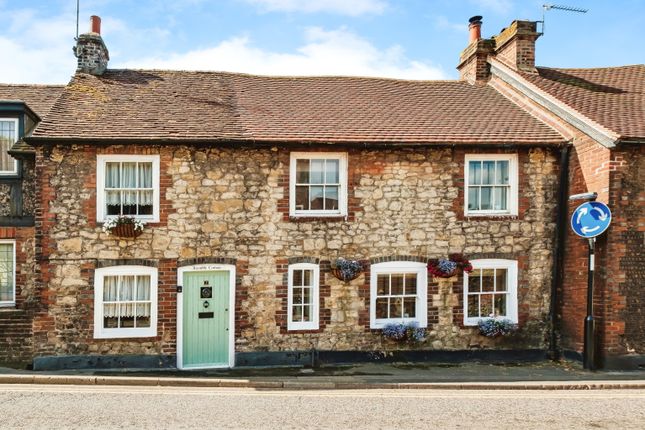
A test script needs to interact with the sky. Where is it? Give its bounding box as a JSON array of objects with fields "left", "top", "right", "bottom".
[{"left": 1, "top": 0, "right": 643, "bottom": 84}]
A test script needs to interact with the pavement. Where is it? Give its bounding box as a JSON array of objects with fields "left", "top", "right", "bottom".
[{"left": 1, "top": 360, "right": 645, "bottom": 390}]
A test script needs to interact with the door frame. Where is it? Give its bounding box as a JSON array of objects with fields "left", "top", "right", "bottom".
[{"left": 177, "top": 264, "right": 236, "bottom": 370}]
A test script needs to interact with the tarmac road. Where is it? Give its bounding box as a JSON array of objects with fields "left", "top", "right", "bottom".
[{"left": 1, "top": 384, "right": 644, "bottom": 429}]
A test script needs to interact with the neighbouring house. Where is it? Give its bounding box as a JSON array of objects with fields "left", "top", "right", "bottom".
[{"left": 0, "top": 15, "right": 642, "bottom": 370}]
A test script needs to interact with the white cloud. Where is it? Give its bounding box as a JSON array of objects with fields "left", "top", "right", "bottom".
[
  {"left": 242, "top": 0, "right": 387, "bottom": 16},
  {"left": 115, "top": 26, "right": 447, "bottom": 80}
]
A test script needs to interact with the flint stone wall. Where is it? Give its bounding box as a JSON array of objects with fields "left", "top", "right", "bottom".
[{"left": 33, "top": 144, "right": 559, "bottom": 357}]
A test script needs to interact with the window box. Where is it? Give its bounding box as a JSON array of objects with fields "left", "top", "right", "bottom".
[
  {"left": 289, "top": 152, "right": 348, "bottom": 218},
  {"left": 464, "top": 154, "right": 518, "bottom": 216}
]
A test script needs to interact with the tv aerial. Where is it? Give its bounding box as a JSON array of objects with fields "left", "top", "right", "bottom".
[{"left": 539, "top": 4, "right": 588, "bottom": 35}]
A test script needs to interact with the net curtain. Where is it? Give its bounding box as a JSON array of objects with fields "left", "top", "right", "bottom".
[{"left": 103, "top": 275, "right": 151, "bottom": 317}]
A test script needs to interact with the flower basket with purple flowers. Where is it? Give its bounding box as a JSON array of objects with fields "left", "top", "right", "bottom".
[
  {"left": 427, "top": 254, "right": 473, "bottom": 278},
  {"left": 478, "top": 316, "right": 518, "bottom": 337},
  {"left": 382, "top": 322, "right": 427, "bottom": 343},
  {"left": 330, "top": 258, "right": 363, "bottom": 282}
]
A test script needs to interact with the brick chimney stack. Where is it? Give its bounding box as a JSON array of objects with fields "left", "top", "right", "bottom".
[
  {"left": 74, "top": 15, "right": 109, "bottom": 75},
  {"left": 492, "top": 20, "right": 540, "bottom": 72},
  {"left": 457, "top": 16, "right": 495, "bottom": 85}
]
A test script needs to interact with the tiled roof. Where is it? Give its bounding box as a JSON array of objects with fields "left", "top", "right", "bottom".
[
  {"left": 519, "top": 65, "right": 645, "bottom": 141},
  {"left": 33, "top": 70, "right": 565, "bottom": 145},
  {"left": 0, "top": 84, "right": 64, "bottom": 118}
]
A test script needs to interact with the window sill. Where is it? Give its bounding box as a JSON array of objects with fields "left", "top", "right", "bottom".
[
  {"left": 94, "top": 330, "right": 157, "bottom": 339},
  {"left": 371, "top": 320, "right": 427, "bottom": 329},
  {"left": 464, "top": 318, "right": 517, "bottom": 326},
  {"left": 289, "top": 215, "right": 347, "bottom": 222}
]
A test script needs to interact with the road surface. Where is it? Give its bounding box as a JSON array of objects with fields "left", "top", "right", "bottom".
[{"left": 0, "top": 384, "right": 644, "bottom": 429}]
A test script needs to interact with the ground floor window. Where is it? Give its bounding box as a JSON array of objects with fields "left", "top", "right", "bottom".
[
  {"left": 463, "top": 259, "right": 518, "bottom": 325},
  {"left": 0, "top": 240, "right": 15, "bottom": 306},
  {"left": 287, "top": 263, "right": 319, "bottom": 330},
  {"left": 370, "top": 261, "right": 427, "bottom": 329},
  {"left": 93, "top": 265, "right": 158, "bottom": 338}
]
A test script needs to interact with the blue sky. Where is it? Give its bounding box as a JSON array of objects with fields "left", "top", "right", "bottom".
[{"left": 1, "top": 0, "right": 643, "bottom": 84}]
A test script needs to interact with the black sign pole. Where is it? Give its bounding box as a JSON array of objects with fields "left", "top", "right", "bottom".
[{"left": 583, "top": 237, "right": 596, "bottom": 370}]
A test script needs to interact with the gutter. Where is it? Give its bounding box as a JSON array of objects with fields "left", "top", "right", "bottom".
[{"left": 549, "top": 143, "right": 571, "bottom": 360}]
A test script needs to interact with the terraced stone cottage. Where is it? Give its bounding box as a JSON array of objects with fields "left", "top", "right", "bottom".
[{"left": 1, "top": 16, "right": 643, "bottom": 370}]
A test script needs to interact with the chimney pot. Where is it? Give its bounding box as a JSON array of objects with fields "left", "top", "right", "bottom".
[
  {"left": 468, "top": 15, "right": 483, "bottom": 43},
  {"left": 90, "top": 15, "right": 101, "bottom": 34}
]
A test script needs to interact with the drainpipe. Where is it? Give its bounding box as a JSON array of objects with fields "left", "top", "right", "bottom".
[{"left": 549, "top": 143, "right": 570, "bottom": 360}]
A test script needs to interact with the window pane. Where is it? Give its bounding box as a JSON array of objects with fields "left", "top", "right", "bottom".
[
  {"left": 122, "top": 162, "right": 137, "bottom": 188},
  {"left": 302, "top": 287, "right": 311, "bottom": 305},
  {"left": 105, "top": 162, "right": 120, "bottom": 188},
  {"left": 375, "top": 298, "right": 388, "bottom": 318},
  {"left": 481, "top": 269, "right": 495, "bottom": 292},
  {"left": 404, "top": 273, "right": 417, "bottom": 295},
  {"left": 494, "top": 294, "right": 507, "bottom": 317},
  {"left": 292, "top": 305, "right": 302, "bottom": 322},
  {"left": 310, "top": 159, "right": 324, "bottom": 184},
  {"left": 389, "top": 297, "right": 402, "bottom": 318},
  {"left": 138, "top": 163, "right": 153, "bottom": 188},
  {"left": 468, "top": 187, "right": 479, "bottom": 211},
  {"left": 138, "top": 190, "right": 153, "bottom": 215},
  {"left": 309, "top": 186, "right": 324, "bottom": 210},
  {"left": 295, "top": 186, "right": 309, "bottom": 210},
  {"left": 482, "top": 161, "right": 495, "bottom": 185},
  {"left": 122, "top": 191, "right": 138, "bottom": 215},
  {"left": 302, "top": 305, "right": 311, "bottom": 322},
  {"left": 293, "top": 269, "right": 303, "bottom": 287},
  {"left": 0, "top": 244, "right": 14, "bottom": 302},
  {"left": 120, "top": 304, "right": 135, "bottom": 327},
  {"left": 390, "top": 274, "right": 404, "bottom": 295},
  {"left": 325, "top": 159, "right": 339, "bottom": 183},
  {"left": 104, "top": 315, "right": 118, "bottom": 328},
  {"left": 303, "top": 269, "right": 312, "bottom": 287},
  {"left": 403, "top": 298, "right": 416, "bottom": 318},
  {"left": 296, "top": 159, "right": 309, "bottom": 183},
  {"left": 376, "top": 275, "right": 388, "bottom": 295},
  {"left": 293, "top": 287, "right": 303, "bottom": 304},
  {"left": 495, "top": 269, "right": 507, "bottom": 292},
  {"left": 120, "top": 276, "right": 135, "bottom": 301},
  {"left": 468, "top": 269, "right": 481, "bottom": 293},
  {"left": 467, "top": 294, "right": 479, "bottom": 318},
  {"left": 480, "top": 294, "right": 493, "bottom": 317},
  {"left": 493, "top": 187, "right": 508, "bottom": 211},
  {"left": 136, "top": 276, "right": 151, "bottom": 300},
  {"left": 103, "top": 276, "right": 119, "bottom": 301},
  {"left": 480, "top": 187, "right": 492, "bottom": 210},
  {"left": 0, "top": 120, "right": 17, "bottom": 172},
  {"left": 325, "top": 186, "right": 339, "bottom": 210},
  {"left": 468, "top": 161, "right": 481, "bottom": 185},
  {"left": 496, "top": 161, "right": 509, "bottom": 184}
]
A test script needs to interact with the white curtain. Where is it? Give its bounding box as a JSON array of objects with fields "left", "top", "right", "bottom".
[
  {"left": 138, "top": 163, "right": 152, "bottom": 188},
  {"left": 122, "top": 163, "right": 137, "bottom": 188},
  {"left": 119, "top": 275, "right": 135, "bottom": 317},
  {"left": 105, "top": 162, "right": 120, "bottom": 188},
  {"left": 102, "top": 276, "right": 119, "bottom": 318}
]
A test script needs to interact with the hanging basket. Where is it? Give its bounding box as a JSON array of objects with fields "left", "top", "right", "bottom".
[
  {"left": 110, "top": 223, "right": 143, "bottom": 238},
  {"left": 330, "top": 258, "right": 363, "bottom": 282},
  {"left": 427, "top": 254, "right": 473, "bottom": 279}
]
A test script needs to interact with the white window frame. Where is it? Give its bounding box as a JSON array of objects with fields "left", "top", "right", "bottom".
[
  {"left": 464, "top": 154, "right": 518, "bottom": 216},
  {"left": 463, "top": 259, "right": 518, "bottom": 326},
  {"left": 0, "top": 240, "right": 16, "bottom": 307},
  {"left": 287, "top": 263, "right": 320, "bottom": 331},
  {"left": 96, "top": 154, "right": 160, "bottom": 223},
  {"left": 93, "top": 265, "right": 158, "bottom": 339},
  {"left": 289, "top": 152, "right": 348, "bottom": 217},
  {"left": 0, "top": 118, "right": 19, "bottom": 175},
  {"left": 370, "top": 261, "right": 427, "bottom": 329}
]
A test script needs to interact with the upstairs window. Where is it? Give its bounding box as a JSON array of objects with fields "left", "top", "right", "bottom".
[
  {"left": 464, "top": 154, "right": 518, "bottom": 216},
  {"left": 0, "top": 241, "right": 15, "bottom": 306},
  {"left": 463, "top": 259, "right": 518, "bottom": 326},
  {"left": 96, "top": 155, "right": 160, "bottom": 222},
  {"left": 289, "top": 152, "right": 347, "bottom": 217},
  {"left": 0, "top": 118, "right": 19, "bottom": 175}
]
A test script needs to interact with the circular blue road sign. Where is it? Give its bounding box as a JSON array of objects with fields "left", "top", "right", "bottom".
[{"left": 571, "top": 201, "right": 612, "bottom": 238}]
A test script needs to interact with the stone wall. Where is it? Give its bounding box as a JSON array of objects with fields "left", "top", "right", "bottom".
[{"left": 32, "top": 143, "right": 559, "bottom": 358}]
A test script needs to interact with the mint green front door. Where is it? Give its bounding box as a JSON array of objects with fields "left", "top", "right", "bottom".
[{"left": 182, "top": 270, "right": 230, "bottom": 368}]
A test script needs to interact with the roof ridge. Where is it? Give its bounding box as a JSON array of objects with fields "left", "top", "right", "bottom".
[
  {"left": 0, "top": 83, "right": 65, "bottom": 88},
  {"left": 99, "top": 68, "right": 463, "bottom": 84},
  {"left": 537, "top": 64, "right": 645, "bottom": 72}
]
